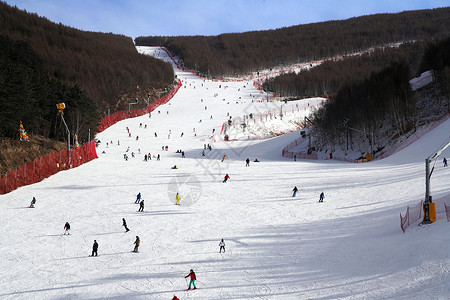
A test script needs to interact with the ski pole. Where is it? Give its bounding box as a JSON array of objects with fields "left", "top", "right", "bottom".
[{"left": 184, "top": 277, "right": 188, "bottom": 289}]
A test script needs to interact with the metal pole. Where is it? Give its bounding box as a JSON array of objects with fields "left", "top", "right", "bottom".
[
  {"left": 371, "top": 131, "right": 374, "bottom": 156},
  {"left": 425, "top": 158, "right": 430, "bottom": 203},
  {"left": 88, "top": 128, "right": 90, "bottom": 143}
]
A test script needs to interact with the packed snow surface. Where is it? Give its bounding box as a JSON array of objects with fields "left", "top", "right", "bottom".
[{"left": 0, "top": 47, "right": 449, "bottom": 300}]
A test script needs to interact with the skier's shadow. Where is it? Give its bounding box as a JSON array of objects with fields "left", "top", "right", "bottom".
[{"left": 54, "top": 251, "right": 130, "bottom": 261}]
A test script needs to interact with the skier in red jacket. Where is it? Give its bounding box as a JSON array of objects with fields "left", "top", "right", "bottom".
[
  {"left": 184, "top": 269, "right": 197, "bottom": 290},
  {"left": 222, "top": 174, "right": 230, "bottom": 183}
]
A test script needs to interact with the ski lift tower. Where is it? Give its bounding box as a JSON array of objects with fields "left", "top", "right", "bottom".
[
  {"left": 423, "top": 139, "right": 450, "bottom": 223},
  {"left": 56, "top": 102, "right": 70, "bottom": 164}
]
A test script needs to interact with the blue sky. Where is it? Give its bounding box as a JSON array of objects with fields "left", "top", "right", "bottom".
[{"left": 5, "top": 0, "right": 449, "bottom": 38}]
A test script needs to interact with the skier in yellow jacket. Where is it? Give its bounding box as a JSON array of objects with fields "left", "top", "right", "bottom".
[{"left": 176, "top": 193, "right": 181, "bottom": 205}]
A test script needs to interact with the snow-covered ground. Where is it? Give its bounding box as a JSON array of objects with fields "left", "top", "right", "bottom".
[{"left": 0, "top": 47, "right": 450, "bottom": 300}]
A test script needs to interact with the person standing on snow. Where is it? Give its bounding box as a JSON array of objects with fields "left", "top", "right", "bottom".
[
  {"left": 176, "top": 193, "right": 181, "bottom": 205},
  {"left": 219, "top": 239, "right": 226, "bottom": 253},
  {"left": 319, "top": 192, "right": 325, "bottom": 202},
  {"left": 91, "top": 240, "right": 98, "bottom": 256},
  {"left": 181, "top": 151, "right": 185, "bottom": 158},
  {"left": 138, "top": 200, "right": 145, "bottom": 212},
  {"left": 185, "top": 269, "right": 197, "bottom": 290},
  {"left": 133, "top": 236, "right": 140, "bottom": 252},
  {"left": 292, "top": 186, "right": 298, "bottom": 197},
  {"left": 245, "top": 158, "right": 250, "bottom": 167},
  {"left": 444, "top": 157, "right": 448, "bottom": 167},
  {"left": 172, "top": 295, "right": 180, "bottom": 300},
  {"left": 30, "top": 197, "right": 36, "bottom": 208},
  {"left": 223, "top": 174, "right": 230, "bottom": 183},
  {"left": 122, "top": 218, "right": 130, "bottom": 232},
  {"left": 64, "top": 222, "right": 71, "bottom": 235},
  {"left": 135, "top": 192, "right": 141, "bottom": 204}
]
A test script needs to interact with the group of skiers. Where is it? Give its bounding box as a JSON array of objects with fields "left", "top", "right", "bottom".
[{"left": 292, "top": 187, "right": 325, "bottom": 202}]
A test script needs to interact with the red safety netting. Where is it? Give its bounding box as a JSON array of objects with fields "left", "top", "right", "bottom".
[
  {"left": 0, "top": 141, "right": 97, "bottom": 194},
  {"left": 97, "top": 80, "right": 182, "bottom": 132},
  {"left": 1, "top": 76, "right": 183, "bottom": 195},
  {"left": 400, "top": 200, "right": 423, "bottom": 233}
]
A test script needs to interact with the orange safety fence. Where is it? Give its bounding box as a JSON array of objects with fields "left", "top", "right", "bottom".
[
  {"left": 0, "top": 141, "right": 97, "bottom": 194},
  {"left": 97, "top": 80, "right": 182, "bottom": 132},
  {"left": 1, "top": 78, "right": 183, "bottom": 195}
]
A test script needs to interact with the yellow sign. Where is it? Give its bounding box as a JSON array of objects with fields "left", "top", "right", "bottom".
[{"left": 56, "top": 102, "right": 65, "bottom": 113}]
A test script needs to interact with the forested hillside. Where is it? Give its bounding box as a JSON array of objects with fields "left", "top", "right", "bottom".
[
  {"left": 263, "top": 41, "right": 429, "bottom": 98},
  {"left": 0, "top": 1, "right": 174, "bottom": 175},
  {"left": 311, "top": 37, "right": 450, "bottom": 158},
  {"left": 136, "top": 7, "right": 450, "bottom": 77},
  {"left": 0, "top": 1, "right": 174, "bottom": 117}
]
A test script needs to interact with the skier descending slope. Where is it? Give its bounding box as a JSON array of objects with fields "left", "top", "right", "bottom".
[
  {"left": 319, "top": 191, "right": 325, "bottom": 202},
  {"left": 64, "top": 222, "right": 71, "bottom": 235},
  {"left": 90, "top": 240, "right": 98, "bottom": 257},
  {"left": 184, "top": 269, "right": 197, "bottom": 290},
  {"left": 292, "top": 186, "right": 298, "bottom": 197},
  {"left": 219, "top": 239, "right": 226, "bottom": 253},
  {"left": 29, "top": 197, "right": 36, "bottom": 208},
  {"left": 133, "top": 236, "right": 140, "bottom": 253},
  {"left": 122, "top": 218, "right": 130, "bottom": 232}
]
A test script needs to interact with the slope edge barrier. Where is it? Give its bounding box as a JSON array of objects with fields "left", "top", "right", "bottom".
[
  {"left": 0, "top": 141, "right": 97, "bottom": 195},
  {"left": 1, "top": 79, "right": 182, "bottom": 195}
]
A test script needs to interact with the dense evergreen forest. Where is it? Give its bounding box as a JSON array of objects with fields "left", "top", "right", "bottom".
[
  {"left": 262, "top": 41, "right": 429, "bottom": 98},
  {"left": 311, "top": 37, "right": 450, "bottom": 157},
  {"left": 136, "top": 8, "right": 450, "bottom": 77},
  {"left": 0, "top": 35, "right": 97, "bottom": 140},
  {"left": 0, "top": 1, "right": 174, "bottom": 141}
]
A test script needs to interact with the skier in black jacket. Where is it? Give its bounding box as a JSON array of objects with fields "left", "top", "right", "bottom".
[
  {"left": 122, "top": 218, "right": 130, "bottom": 232},
  {"left": 91, "top": 240, "right": 98, "bottom": 256}
]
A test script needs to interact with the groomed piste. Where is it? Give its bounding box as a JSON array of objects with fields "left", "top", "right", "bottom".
[{"left": 0, "top": 47, "right": 449, "bottom": 299}]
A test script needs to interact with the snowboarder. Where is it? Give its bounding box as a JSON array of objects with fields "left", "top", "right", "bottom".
[
  {"left": 319, "top": 192, "right": 325, "bottom": 202},
  {"left": 292, "top": 186, "right": 298, "bottom": 197},
  {"left": 138, "top": 200, "right": 145, "bottom": 212},
  {"left": 223, "top": 174, "right": 230, "bottom": 183},
  {"left": 91, "top": 240, "right": 98, "bottom": 256},
  {"left": 185, "top": 269, "right": 197, "bottom": 290},
  {"left": 29, "top": 197, "right": 36, "bottom": 208},
  {"left": 64, "top": 222, "right": 71, "bottom": 235},
  {"left": 245, "top": 158, "right": 250, "bottom": 167},
  {"left": 135, "top": 192, "right": 141, "bottom": 204},
  {"left": 444, "top": 157, "right": 448, "bottom": 167},
  {"left": 171, "top": 165, "right": 178, "bottom": 169},
  {"left": 122, "top": 218, "right": 130, "bottom": 232},
  {"left": 133, "top": 236, "right": 140, "bottom": 252},
  {"left": 219, "top": 239, "right": 225, "bottom": 253}
]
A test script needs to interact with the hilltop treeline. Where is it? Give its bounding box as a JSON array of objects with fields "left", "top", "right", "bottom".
[
  {"left": 311, "top": 37, "right": 450, "bottom": 155},
  {"left": 0, "top": 35, "right": 97, "bottom": 141},
  {"left": 0, "top": 1, "right": 174, "bottom": 121},
  {"left": 262, "top": 41, "right": 429, "bottom": 98},
  {"left": 136, "top": 7, "right": 450, "bottom": 77}
]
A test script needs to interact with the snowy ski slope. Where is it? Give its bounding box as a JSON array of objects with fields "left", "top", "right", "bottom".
[{"left": 0, "top": 47, "right": 449, "bottom": 299}]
